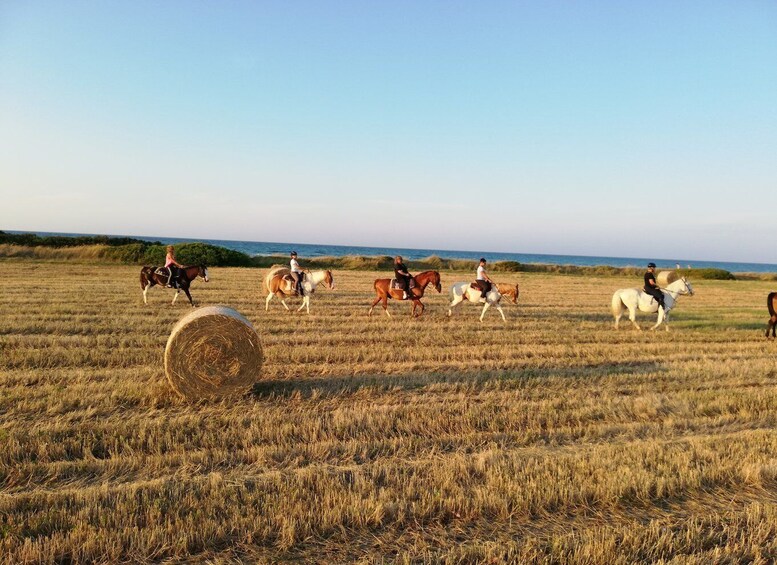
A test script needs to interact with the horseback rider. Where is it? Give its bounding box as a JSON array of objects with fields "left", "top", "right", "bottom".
[
  {"left": 165, "top": 245, "right": 183, "bottom": 288},
  {"left": 290, "top": 251, "right": 304, "bottom": 296},
  {"left": 643, "top": 262, "right": 666, "bottom": 311},
  {"left": 475, "top": 258, "right": 493, "bottom": 301},
  {"left": 394, "top": 256, "right": 413, "bottom": 300}
]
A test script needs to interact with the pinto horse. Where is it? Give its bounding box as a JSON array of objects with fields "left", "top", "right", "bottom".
[
  {"left": 140, "top": 265, "right": 209, "bottom": 307},
  {"left": 369, "top": 270, "right": 442, "bottom": 317},
  {"left": 448, "top": 282, "right": 513, "bottom": 322},
  {"left": 264, "top": 266, "right": 334, "bottom": 314},
  {"left": 766, "top": 292, "right": 777, "bottom": 338}
]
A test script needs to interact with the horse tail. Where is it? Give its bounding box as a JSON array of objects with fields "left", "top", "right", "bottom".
[
  {"left": 768, "top": 292, "right": 777, "bottom": 318},
  {"left": 611, "top": 291, "right": 625, "bottom": 317}
]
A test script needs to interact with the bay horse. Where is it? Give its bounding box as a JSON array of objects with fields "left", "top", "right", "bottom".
[
  {"left": 264, "top": 266, "right": 334, "bottom": 314},
  {"left": 611, "top": 277, "right": 694, "bottom": 331},
  {"left": 448, "top": 282, "right": 506, "bottom": 322},
  {"left": 766, "top": 292, "right": 777, "bottom": 338},
  {"left": 369, "top": 270, "right": 442, "bottom": 317},
  {"left": 140, "top": 265, "right": 209, "bottom": 307}
]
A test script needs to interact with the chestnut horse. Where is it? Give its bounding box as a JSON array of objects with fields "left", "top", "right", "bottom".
[
  {"left": 140, "top": 265, "right": 209, "bottom": 307},
  {"left": 767, "top": 292, "right": 777, "bottom": 338},
  {"left": 495, "top": 282, "right": 520, "bottom": 304},
  {"left": 369, "top": 270, "right": 442, "bottom": 317}
]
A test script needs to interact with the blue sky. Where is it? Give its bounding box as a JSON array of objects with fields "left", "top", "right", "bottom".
[{"left": 1, "top": 1, "right": 776, "bottom": 262}]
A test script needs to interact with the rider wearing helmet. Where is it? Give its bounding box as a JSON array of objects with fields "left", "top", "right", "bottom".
[
  {"left": 643, "top": 262, "right": 666, "bottom": 311},
  {"left": 290, "top": 251, "right": 304, "bottom": 295}
]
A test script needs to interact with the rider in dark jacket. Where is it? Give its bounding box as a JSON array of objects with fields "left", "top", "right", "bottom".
[
  {"left": 394, "top": 256, "right": 413, "bottom": 300},
  {"left": 643, "top": 262, "right": 666, "bottom": 311}
]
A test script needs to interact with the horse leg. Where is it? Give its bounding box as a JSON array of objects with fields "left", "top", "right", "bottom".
[
  {"left": 448, "top": 294, "right": 463, "bottom": 317},
  {"left": 628, "top": 307, "right": 641, "bottom": 331},
  {"left": 767, "top": 316, "right": 777, "bottom": 338},
  {"left": 480, "top": 302, "right": 490, "bottom": 322},
  {"left": 383, "top": 296, "right": 391, "bottom": 318},
  {"left": 496, "top": 304, "right": 506, "bottom": 322},
  {"left": 369, "top": 296, "right": 382, "bottom": 316},
  {"left": 172, "top": 290, "right": 180, "bottom": 305},
  {"left": 276, "top": 291, "right": 290, "bottom": 311},
  {"left": 265, "top": 292, "right": 274, "bottom": 311},
  {"left": 650, "top": 307, "right": 665, "bottom": 331},
  {"left": 143, "top": 282, "right": 151, "bottom": 305},
  {"left": 183, "top": 287, "right": 195, "bottom": 307}
]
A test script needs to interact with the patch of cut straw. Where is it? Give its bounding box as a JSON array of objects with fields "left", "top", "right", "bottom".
[{"left": 164, "top": 306, "right": 263, "bottom": 400}]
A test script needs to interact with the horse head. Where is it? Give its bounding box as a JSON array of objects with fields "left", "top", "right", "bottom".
[
  {"left": 681, "top": 277, "right": 694, "bottom": 296},
  {"left": 324, "top": 270, "right": 335, "bottom": 289},
  {"left": 430, "top": 271, "right": 442, "bottom": 293},
  {"left": 198, "top": 265, "right": 209, "bottom": 282},
  {"left": 509, "top": 283, "right": 520, "bottom": 303}
]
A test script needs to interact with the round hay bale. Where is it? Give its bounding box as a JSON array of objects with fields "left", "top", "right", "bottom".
[
  {"left": 656, "top": 270, "right": 680, "bottom": 286},
  {"left": 165, "top": 306, "right": 263, "bottom": 400}
]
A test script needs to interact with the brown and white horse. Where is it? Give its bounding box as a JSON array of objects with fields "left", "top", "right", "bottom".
[
  {"left": 448, "top": 282, "right": 506, "bottom": 322},
  {"left": 140, "top": 265, "right": 209, "bottom": 307},
  {"left": 767, "top": 292, "right": 777, "bottom": 338},
  {"left": 264, "top": 266, "right": 334, "bottom": 314},
  {"left": 369, "top": 270, "right": 442, "bottom": 317}
]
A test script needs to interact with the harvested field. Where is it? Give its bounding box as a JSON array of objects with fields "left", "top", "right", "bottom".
[{"left": 1, "top": 262, "right": 776, "bottom": 563}]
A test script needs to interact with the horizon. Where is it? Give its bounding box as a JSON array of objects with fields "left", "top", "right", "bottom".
[
  {"left": 2, "top": 2, "right": 776, "bottom": 263},
  {"left": 7, "top": 227, "right": 777, "bottom": 269}
]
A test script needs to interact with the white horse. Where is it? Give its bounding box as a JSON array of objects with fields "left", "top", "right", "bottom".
[
  {"left": 264, "top": 267, "right": 334, "bottom": 314},
  {"left": 611, "top": 277, "right": 694, "bottom": 331},
  {"left": 447, "top": 282, "right": 506, "bottom": 322}
]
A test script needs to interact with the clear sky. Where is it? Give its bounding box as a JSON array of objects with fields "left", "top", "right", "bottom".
[{"left": 1, "top": 1, "right": 776, "bottom": 262}]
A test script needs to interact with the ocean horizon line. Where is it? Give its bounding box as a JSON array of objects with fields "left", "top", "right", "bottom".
[{"left": 7, "top": 229, "right": 777, "bottom": 274}]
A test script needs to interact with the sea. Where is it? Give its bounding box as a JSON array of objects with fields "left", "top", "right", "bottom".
[{"left": 9, "top": 231, "right": 777, "bottom": 273}]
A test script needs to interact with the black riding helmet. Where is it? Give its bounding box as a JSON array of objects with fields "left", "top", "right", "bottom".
[
  {"left": 291, "top": 251, "right": 297, "bottom": 257},
  {"left": 647, "top": 262, "right": 656, "bottom": 268}
]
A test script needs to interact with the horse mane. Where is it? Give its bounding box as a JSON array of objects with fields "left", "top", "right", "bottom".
[{"left": 768, "top": 292, "right": 777, "bottom": 318}]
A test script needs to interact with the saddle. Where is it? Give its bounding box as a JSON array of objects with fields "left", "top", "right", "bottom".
[
  {"left": 154, "top": 267, "right": 177, "bottom": 288},
  {"left": 390, "top": 278, "right": 416, "bottom": 291},
  {"left": 282, "top": 273, "right": 306, "bottom": 294}
]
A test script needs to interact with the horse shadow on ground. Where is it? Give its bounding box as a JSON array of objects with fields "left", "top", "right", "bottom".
[{"left": 249, "top": 360, "right": 665, "bottom": 401}]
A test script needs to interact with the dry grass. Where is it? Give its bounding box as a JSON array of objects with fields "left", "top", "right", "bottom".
[{"left": 1, "top": 262, "right": 776, "bottom": 564}]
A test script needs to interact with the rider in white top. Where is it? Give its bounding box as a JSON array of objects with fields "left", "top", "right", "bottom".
[
  {"left": 290, "top": 251, "right": 304, "bottom": 295},
  {"left": 475, "top": 258, "right": 492, "bottom": 300}
]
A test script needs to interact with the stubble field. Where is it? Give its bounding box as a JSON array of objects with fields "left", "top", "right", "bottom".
[{"left": 1, "top": 262, "right": 776, "bottom": 564}]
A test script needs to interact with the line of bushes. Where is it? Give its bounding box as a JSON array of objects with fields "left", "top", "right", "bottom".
[
  {"left": 248, "top": 254, "right": 737, "bottom": 280},
  {"left": 0, "top": 230, "right": 158, "bottom": 248},
  {"left": 0, "top": 233, "right": 739, "bottom": 279},
  {"left": 104, "top": 242, "right": 253, "bottom": 267}
]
